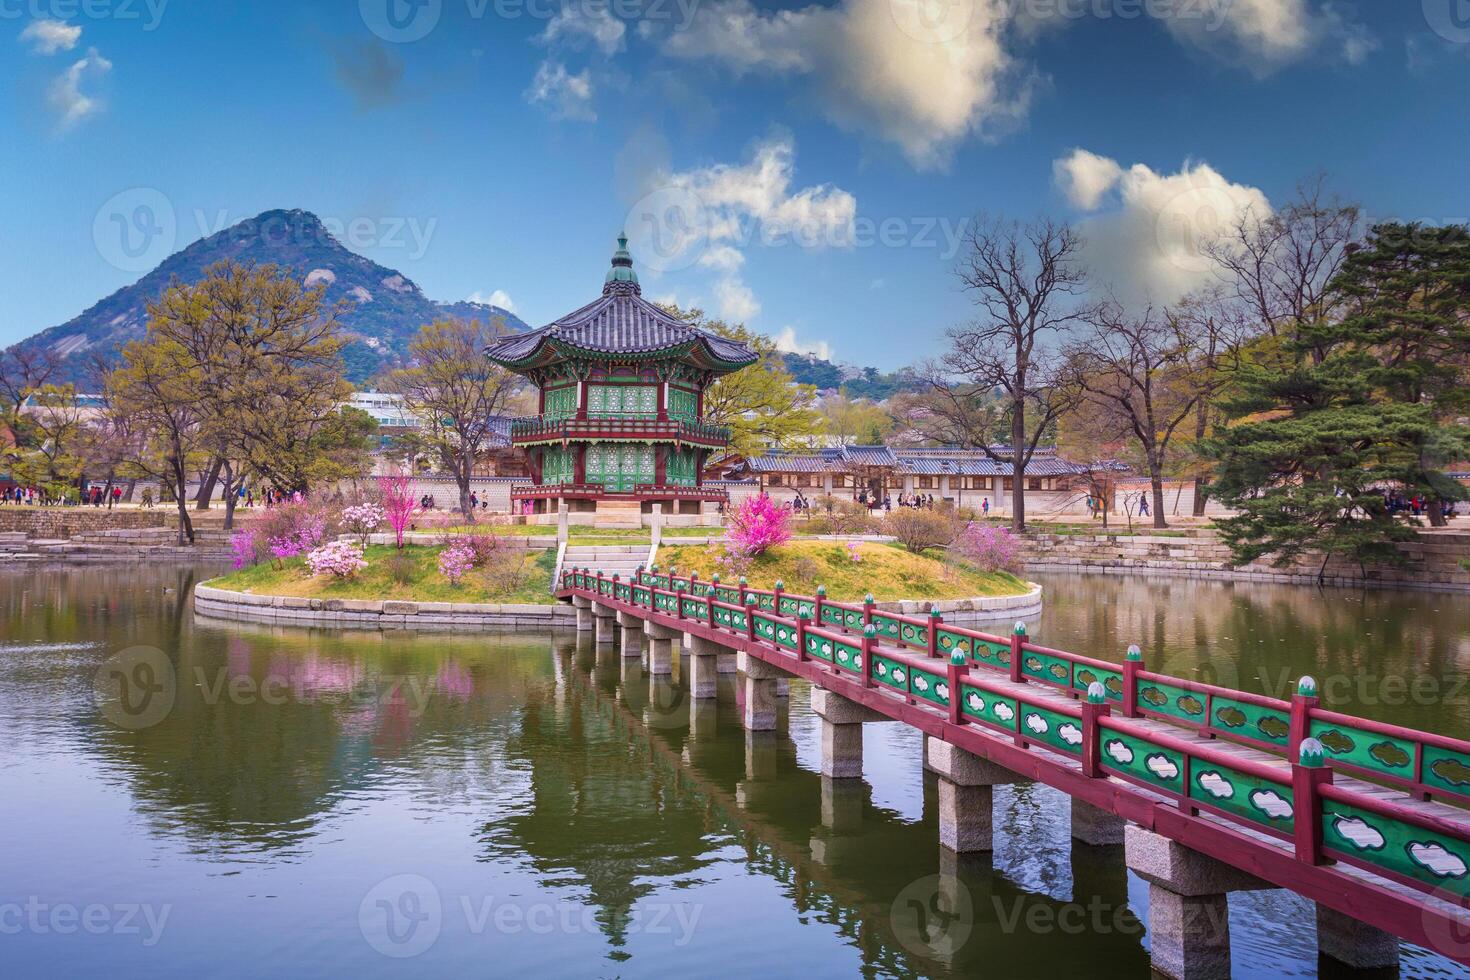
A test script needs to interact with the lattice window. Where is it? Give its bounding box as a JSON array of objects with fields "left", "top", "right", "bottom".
[
  {"left": 541, "top": 446, "right": 574, "bottom": 484},
  {"left": 586, "top": 384, "right": 656, "bottom": 419},
  {"left": 667, "top": 387, "right": 697, "bottom": 422},
  {"left": 667, "top": 448, "right": 697, "bottom": 486},
  {"left": 543, "top": 386, "right": 576, "bottom": 420}
]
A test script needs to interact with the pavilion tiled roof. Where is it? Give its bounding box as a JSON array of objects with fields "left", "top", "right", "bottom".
[{"left": 485, "top": 234, "right": 757, "bottom": 369}]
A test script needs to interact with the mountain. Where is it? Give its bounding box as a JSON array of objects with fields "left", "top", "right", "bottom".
[
  {"left": 779, "top": 352, "right": 922, "bottom": 400},
  {"left": 16, "top": 209, "right": 529, "bottom": 384}
]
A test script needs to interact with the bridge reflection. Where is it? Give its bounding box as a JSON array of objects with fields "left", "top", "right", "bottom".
[{"left": 484, "top": 633, "right": 1150, "bottom": 976}]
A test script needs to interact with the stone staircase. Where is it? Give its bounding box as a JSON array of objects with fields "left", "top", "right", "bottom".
[{"left": 560, "top": 544, "right": 649, "bottom": 582}]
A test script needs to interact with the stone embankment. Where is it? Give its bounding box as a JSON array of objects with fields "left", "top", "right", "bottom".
[
  {"left": 0, "top": 510, "right": 233, "bottom": 562},
  {"left": 1023, "top": 526, "right": 1470, "bottom": 592},
  {"left": 193, "top": 584, "right": 573, "bottom": 630}
]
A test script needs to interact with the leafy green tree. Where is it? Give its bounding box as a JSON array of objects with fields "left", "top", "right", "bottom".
[
  {"left": 1208, "top": 222, "right": 1470, "bottom": 572},
  {"left": 659, "top": 306, "right": 823, "bottom": 463}
]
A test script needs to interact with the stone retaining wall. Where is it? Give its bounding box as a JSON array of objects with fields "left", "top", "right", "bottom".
[
  {"left": 868, "top": 585, "right": 1042, "bottom": 624},
  {"left": 1023, "top": 527, "right": 1470, "bottom": 592},
  {"left": 193, "top": 583, "right": 574, "bottom": 630},
  {"left": 0, "top": 507, "right": 174, "bottom": 539}
]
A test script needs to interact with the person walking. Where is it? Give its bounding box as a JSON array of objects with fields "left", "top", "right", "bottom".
[{"left": 982, "top": 497, "right": 990, "bottom": 518}]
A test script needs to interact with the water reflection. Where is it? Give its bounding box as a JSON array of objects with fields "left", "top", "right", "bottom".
[{"left": 1, "top": 564, "right": 1467, "bottom": 977}]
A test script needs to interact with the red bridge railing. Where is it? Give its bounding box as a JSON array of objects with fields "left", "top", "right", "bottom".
[{"left": 561, "top": 563, "right": 1470, "bottom": 918}]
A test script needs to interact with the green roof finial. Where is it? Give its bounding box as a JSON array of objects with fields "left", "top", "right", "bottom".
[
  {"left": 1299, "top": 737, "right": 1325, "bottom": 767},
  {"left": 774, "top": 580, "right": 784, "bottom": 590},
  {"left": 863, "top": 624, "right": 877, "bottom": 639},
  {"left": 1014, "top": 621, "right": 1027, "bottom": 636},
  {"left": 1126, "top": 644, "right": 1142, "bottom": 662},
  {"left": 1087, "top": 682, "right": 1107, "bottom": 704},
  {"left": 817, "top": 585, "right": 826, "bottom": 596},
  {"left": 930, "top": 605, "right": 942, "bottom": 618},
  {"left": 1298, "top": 675, "right": 1318, "bottom": 698},
  {"left": 605, "top": 230, "right": 640, "bottom": 291},
  {"left": 950, "top": 650, "right": 967, "bottom": 666},
  {"left": 864, "top": 593, "right": 875, "bottom": 605}
]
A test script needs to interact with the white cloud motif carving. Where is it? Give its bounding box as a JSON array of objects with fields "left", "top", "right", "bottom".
[
  {"left": 993, "top": 703, "right": 1014, "bottom": 722},
  {"left": 1248, "top": 789, "right": 1293, "bottom": 821},
  {"left": 1024, "top": 714, "right": 1048, "bottom": 735},
  {"left": 1407, "top": 842, "right": 1468, "bottom": 880},
  {"left": 1106, "top": 740, "right": 1134, "bottom": 765},
  {"left": 913, "top": 675, "right": 929, "bottom": 693},
  {"left": 1196, "top": 771, "right": 1235, "bottom": 799},
  {"left": 1145, "top": 754, "right": 1178, "bottom": 780},
  {"left": 967, "top": 692, "right": 985, "bottom": 712},
  {"left": 1057, "top": 723, "right": 1082, "bottom": 746},
  {"left": 1331, "top": 816, "right": 1385, "bottom": 851}
]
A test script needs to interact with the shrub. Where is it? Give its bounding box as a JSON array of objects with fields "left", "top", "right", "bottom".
[
  {"left": 438, "top": 543, "right": 476, "bottom": 585},
  {"left": 831, "top": 499, "right": 874, "bottom": 535},
  {"left": 725, "top": 494, "right": 792, "bottom": 557},
  {"left": 234, "top": 497, "right": 336, "bottom": 567},
  {"left": 439, "top": 528, "right": 506, "bottom": 567},
  {"left": 306, "top": 540, "right": 368, "bottom": 578},
  {"left": 384, "top": 551, "right": 415, "bottom": 585},
  {"left": 378, "top": 471, "right": 417, "bottom": 549},
  {"left": 340, "top": 503, "right": 385, "bottom": 544},
  {"left": 885, "top": 508, "right": 963, "bottom": 553},
  {"left": 953, "top": 523, "right": 1023, "bottom": 573},
  {"left": 792, "top": 555, "right": 820, "bottom": 582},
  {"left": 481, "top": 549, "right": 532, "bottom": 594}
]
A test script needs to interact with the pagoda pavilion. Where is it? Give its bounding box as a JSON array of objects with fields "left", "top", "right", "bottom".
[{"left": 485, "top": 234, "right": 758, "bottom": 527}]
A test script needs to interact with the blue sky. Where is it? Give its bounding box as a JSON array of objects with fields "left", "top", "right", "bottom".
[{"left": 3, "top": 0, "right": 1469, "bottom": 368}]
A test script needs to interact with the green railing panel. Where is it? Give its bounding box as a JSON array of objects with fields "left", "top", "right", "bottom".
[
  {"left": 689, "top": 583, "right": 712, "bottom": 597},
  {"left": 1021, "top": 650, "right": 1073, "bottom": 687},
  {"left": 1072, "top": 664, "right": 1124, "bottom": 702},
  {"left": 1137, "top": 679, "right": 1208, "bottom": 724},
  {"left": 1323, "top": 801, "right": 1470, "bottom": 900},
  {"left": 1209, "top": 695, "right": 1290, "bottom": 747},
  {"left": 804, "top": 633, "right": 835, "bottom": 663},
  {"left": 752, "top": 614, "right": 777, "bottom": 644},
  {"left": 681, "top": 597, "right": 706, "bottom": 618},
  {"left": 770, "top": 620, "right": 799, "bottom": 650},
  {"left": 1100, "top": 731, "right": 1185, "bottom": 794},
  {"left": 899, "top": 620, "right": 929, "bottom": 648},
  {"left": 1187, "top": 762, "right": 1295, "bottom": 833},
  {"left": 633, "top": 586, "right": 651, "bottom": 606},
  {"left": 616, "top": 584, "right": 631, "bottom": 600},
  {"left": 654, "top": 593, "right": 677, "bottom": 612},
  {"left": 713, "top": 606, "right": 748, "bottom": 632},
  {"left": 832, "top": 639, "right": 864, "bottom": 674},
  {"left": 1423, "top": 745, "right": 1470, "bottom": 799},
  {"left": 869, "top": 613, "right": 903, "bottom": 644},
  {"left": 756, "top": 594, "right": 775, "bottom": 611},
  {"left": 1019, "top": 705, "right": 1084, "bottom": 755},
  {"left": 910, "top": 665, "right": 948, "bottom": 707},
  {"left": 777, "top": 595, "right": 799, "bottom": 615},
  {"left": 958, "top": 684, "right": 1018, "bottom": 730},
  {"left": 820, "top": 605, "right": 846, "bottom": 628},
  {"left": 714, "top": 586, "right": 740, "bottom": 604},
  {"left": 1309, "top": 720, "right": 1416, "bottom": 780},
  {"left": 872, "top": 655, "right": 908, "bottom": 694}
]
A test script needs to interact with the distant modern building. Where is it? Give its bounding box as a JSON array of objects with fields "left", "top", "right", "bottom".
[
  {"left": 485, "top": 234, "right": 758, "bottom": 527},
  {"left": 344, "top": 390, "right": 524, "bottom": 477},
  {"left": 727, "top": 444, "right": 1098, "bottom": 513}
]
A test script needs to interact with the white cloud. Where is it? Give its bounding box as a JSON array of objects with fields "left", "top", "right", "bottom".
[
  {"left": 1053, "top": 148, "right": 1123, "bottom": 210},
  {"left": 1408, "top": 841, "right": 1468, "bottom": 879},
  {"left": 1057, "top": 723, "right": 1083, "bottom": 746},
  {"left": 541, "top": 8, "right": 625, "bottom": 55},
  {"left": 715, "top": 278, "right": 760, "bottom": 322},
  {"left": 469, "top": 289, "right": 517, "bottom": 313},
  {"left": 773, "top": 326, "right": 832, "bottom": 361},
  {"left": 1331, "top": 815, "right": 1385, "bottom": 851},
  {"left": 1159, "top": 0, "right": 1375, "bottom": 75},
  {"left": 525, "top": 61, "right": 595, "bottom": 121},
  {"left": 1249, "top": 789, "right": 1293, "bottom": 820},
  {"left": 658, "top": 0, "right": 1028, "bottom": 169},
  {"left": 1053, "top": 149, "right": 1272, "bottom": 306},
  {"left": 21, "top": 18, "right": 81, "bottom": 54},
  {"left": 1145, "top": 754, "right": 1179, "bottom": 780},
  {"left": 631, "top": 135, "right": 855, "bottom": 328},
  {"left": 1105, "top": 740, "right": 1134, "bottom": 765},
  {"left": 1196, "top": 770, "right": 1235, "bottom": 799},
  {"left": 48, "top": 47, "right": 112, "bottom": 129},
  {"left": 1024, "top": 713, "right": 1049, "bottom": 735}
]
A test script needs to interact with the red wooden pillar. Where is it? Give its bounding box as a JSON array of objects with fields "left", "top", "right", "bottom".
[
  {"left": 1293, "top": 738, "right": 1332, "bottom": 864},
  {"left": 1289, "top": 676, "right": 1320, "bottom": 760},
  {"left": 947, "top": 651, "right": 968, "bottom": 725},
  {"left": 927, "top": 606, "right": 941, "bottom": 659},
  {"left": 862, "top": 625, "right": 877, "bottom": 688},
  {"left": 738, "top": 576, "right": 749, "bottom": 608},
  {"left": 1081, "top": 683, "right": 1110, "bottom": 778},
  {"left": 796, "top": 612, "right": 809, "bottom": 663},
  {"left": 1009, "top": 621, "right": 1026, "bottom": 684},
  {"left": 772, "top": 580, "right": 785, "bottom": 615},
  {"left": 862, "top": 593, "right": 874, "bottom": 631},
  {"left": 675, "top": 582, "right": 685, "bottom": 621},
  {"left": 1122, "top": 644, "right": 1143, "bottom": 718},
  {"left": 745, "top": 595, "right": 757, "bottom": 644},
  {"left": 813, "top": 585, "right": 826, "bottom": 628}
]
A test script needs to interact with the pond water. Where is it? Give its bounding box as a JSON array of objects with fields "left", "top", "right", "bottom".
[{"left": 2, "top": 563, "right": 1468, "bottom": 978}]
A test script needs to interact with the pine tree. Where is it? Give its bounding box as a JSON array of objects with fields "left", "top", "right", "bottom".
[{"left": 1209, "top": 223, "right": 1470, "bottom": 573}]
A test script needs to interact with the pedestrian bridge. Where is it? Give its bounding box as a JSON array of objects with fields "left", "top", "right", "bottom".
[{"left": 559, "top": 565, "right": 1470, "bottom": 978}]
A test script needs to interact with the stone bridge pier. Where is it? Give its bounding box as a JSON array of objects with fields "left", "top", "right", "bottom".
[
  {"left": 925, "top": 737, "right": 1023, "bottom": 853},
  {"left": 616, "top": 610, "right": 644, "bottom": 659},
  {"left": 683, "top": 634, "right": 729, "bottom": 699},
  {"left": 736, "top": 651, "right": 787, "bottom": 731},
  {"left": 571, "top": 594, "right": 594, "bottom": 632},
  {"left": 811, "top": 688, "right": 891, "bottom": 779},
  {"left": 1124, "top": 824, "right": 1274, "bottom": 980},
  {"left": 591, "top": 601, "right": 617, "bottom": 645}
]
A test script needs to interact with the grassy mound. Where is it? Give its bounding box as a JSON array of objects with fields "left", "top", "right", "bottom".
[
  {"left": 653, "top": 540, "right": 1029, "bottom": 602},
  {"left": 207, "top": 545, "right": 557, "bottom": 604}
]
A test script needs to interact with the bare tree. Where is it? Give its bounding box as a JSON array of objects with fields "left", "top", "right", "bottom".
[
  {"left": 1205, "top": 175, "right": 1359, "bottom": 348},
  {"left": 938, "top": 216, "right": 1094, "bottom": 530},
  {"left": 1064, "top": 305, "right": 1216, "bottom": 528}
]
